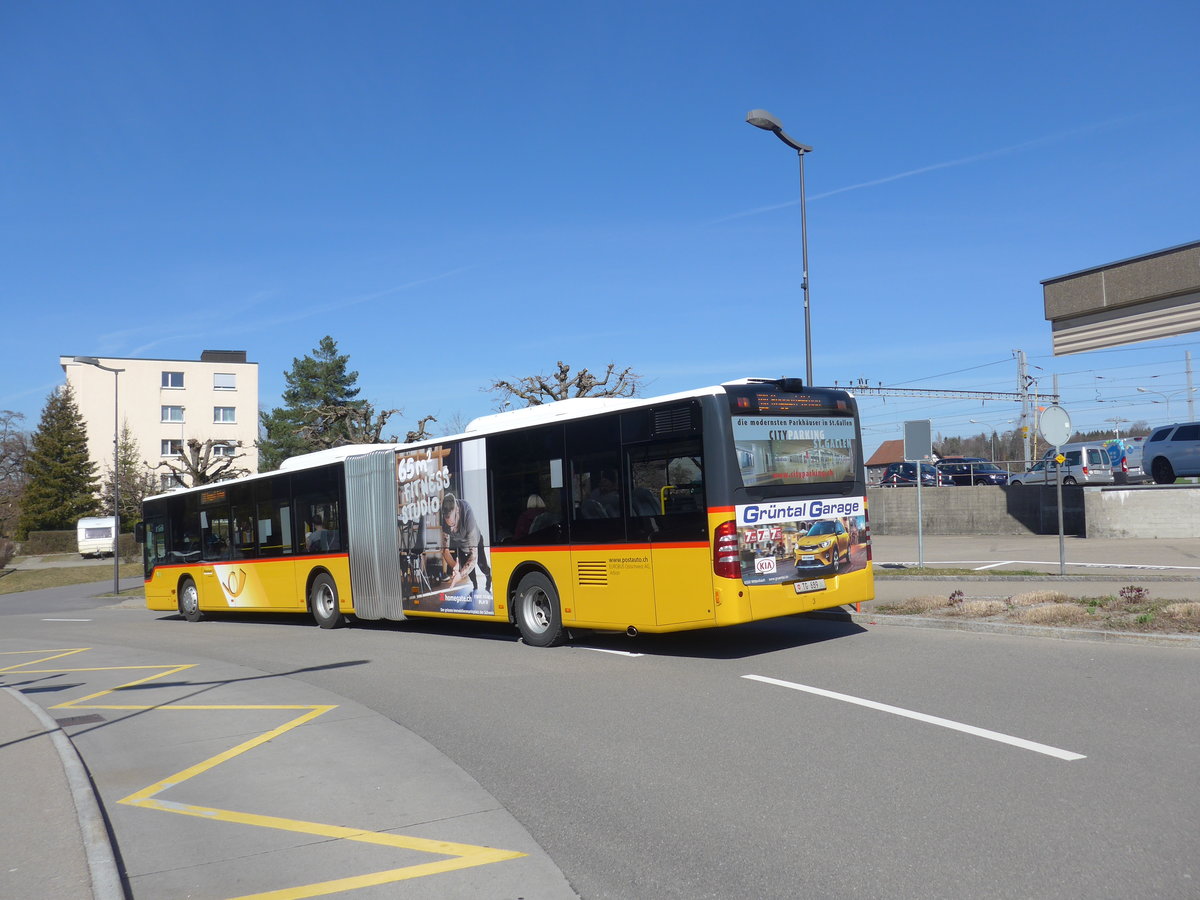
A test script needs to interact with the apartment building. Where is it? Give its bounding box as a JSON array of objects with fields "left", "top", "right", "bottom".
[{"left": 60, "top": 350, "right": 259, "bottom": 489}]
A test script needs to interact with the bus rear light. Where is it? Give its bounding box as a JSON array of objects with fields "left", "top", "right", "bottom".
[{"left": 714, "top": 520, "right": 742, "bottom": 579}]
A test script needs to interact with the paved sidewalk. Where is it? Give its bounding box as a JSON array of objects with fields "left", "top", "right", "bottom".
[{"left": 0, "top": 687, "right": 122, "bottom": 900}]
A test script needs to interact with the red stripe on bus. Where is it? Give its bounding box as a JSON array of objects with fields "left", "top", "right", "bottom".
[
  {"left": 491, "top": 542, "right": 708, "bottom": 553},
  {"left": 147, "top": 553, "right": 349, "bottom": 572}
]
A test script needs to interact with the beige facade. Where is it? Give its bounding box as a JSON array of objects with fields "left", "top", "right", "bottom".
[{"left": 59, "top": 350, "right": 259, "bottom": 489}]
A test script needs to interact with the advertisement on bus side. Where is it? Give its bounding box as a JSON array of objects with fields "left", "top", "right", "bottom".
[
  {"left": 395, "top": 440, "right": 494, "bottom": 614},
  {"left": 735, "top": 496, "right": 868, "bottom": 586}
]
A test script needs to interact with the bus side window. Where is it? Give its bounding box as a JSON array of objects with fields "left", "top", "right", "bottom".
[
  {"left": 487, "top": 424, "right": 567, "bottom": 545},
  {"left": 255, "top": 476, "right": 292, "bottom": 556},
  {"left": 627, "top": 440, "right": 706, "bottom": 541},
  {"left": 565, "top": 415, "right": 624, "bottom": 543}
]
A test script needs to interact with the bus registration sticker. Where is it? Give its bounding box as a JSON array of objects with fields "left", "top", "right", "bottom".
[{"left": 795, "top": 579, "right": 825, "bottom": 594}]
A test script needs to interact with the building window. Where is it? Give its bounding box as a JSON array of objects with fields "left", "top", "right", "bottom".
[
  {"left": 162, "top": 371, "right": 184, "bottom": 389},
  {"left": 214, "top": 372, "right": 237, "bottom": 391},
  {"left": 161, "top": 439, "right": 183, "bottom": 456},
  {"left": 212, "top": 443, "right": 236, "bottom": 457},
  {"left": 161, "top": 406, "right": 185, "bottom": 423},
  {"left": 214, "top": 406, "right": 237, "bottom": 424},
  {"left": 160, "top": 474, "right": 185, "bottom": 491}
]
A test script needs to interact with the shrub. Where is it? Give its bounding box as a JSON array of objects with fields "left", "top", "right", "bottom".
[
  {"left": 1119, "top": 585, "right": 1149, "bottom": 604},
  {"left": 1161, "top": 602, "right": 1200, "bottom": 620},
  {"left": 0, "top": 539, "right": 13, "bottom": 569}
]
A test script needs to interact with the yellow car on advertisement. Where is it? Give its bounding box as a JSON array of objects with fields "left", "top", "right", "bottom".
[{"left": 793, "top": 519, "right": 851, "bottom": 574}]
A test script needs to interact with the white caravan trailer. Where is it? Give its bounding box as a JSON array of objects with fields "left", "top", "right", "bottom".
[{"left": 77, "top": 516, "right": 116, "bottom": 558}]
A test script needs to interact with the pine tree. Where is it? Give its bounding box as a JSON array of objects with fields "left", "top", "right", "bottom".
[
  {"left": 17, "top": 383, "right": 100, "bottom": 539},
  {"left": 258, "top": 336, "right": 368, "bottom": 471}
]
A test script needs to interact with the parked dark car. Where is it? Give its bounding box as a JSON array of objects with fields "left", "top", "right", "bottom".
[
  {"left": 935, "top": 457, "right": 1009, "bottom": 486},
  {"left": 878, "top": 462, "right": 952, "bottom": 487}
]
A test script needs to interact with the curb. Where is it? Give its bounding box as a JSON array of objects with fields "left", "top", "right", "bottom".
[
  {"left": 874, "top": 571, "right": 1199, "bottom": 583},
  {"left": 5, "top": 688, "right": 124, "bottom": 900},
  {"left": 807, "top": 610, "right": 1200, "bottom": 648}
]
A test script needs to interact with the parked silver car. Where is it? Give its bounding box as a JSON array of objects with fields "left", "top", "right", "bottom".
[
  {"left": 1008, "top": 444, "right": 1114, "bottom": 485},
  {"left": 1143, "top": 422, "right": 1200, "bottom": 483}
]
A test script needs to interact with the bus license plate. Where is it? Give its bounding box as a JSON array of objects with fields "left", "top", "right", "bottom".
[{"left": 795, "top": 579, "right": 825, "bottom": 594}]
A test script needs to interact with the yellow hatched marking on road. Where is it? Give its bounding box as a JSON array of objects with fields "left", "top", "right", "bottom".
[{"left": 3, "top": 647, "right": 526, "bottom": 899}]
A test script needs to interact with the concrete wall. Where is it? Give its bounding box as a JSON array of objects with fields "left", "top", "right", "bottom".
[
  {"left": 866, "top": 484, "right": 1200, "bottom": 537},
  {"left": 1082, "top": 485, "right": 1200, "bottom": 538}
]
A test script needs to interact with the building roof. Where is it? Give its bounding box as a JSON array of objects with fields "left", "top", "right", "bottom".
[{"left": 866, "top": 439, "right": 905, "bottom": 467}]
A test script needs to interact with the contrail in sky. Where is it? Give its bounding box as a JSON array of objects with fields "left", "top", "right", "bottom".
[{"left": 711, "top": 113, "right": 1150, "bottom": 223}]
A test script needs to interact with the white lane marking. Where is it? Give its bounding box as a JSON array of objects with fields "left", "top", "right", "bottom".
[
  {"left": 743, "top": 674, "right": 1086, "bottom": 761},
  {"left": 890, "top": 559, "right": 1200, "bottom": 571},
  {"left": 972, "top": 561, "right": 1010, "bottom": 571},
  {"left": 42, "top": 618, "right": 93, "bottom": 622},
  {"left": 581, "top": 648, "right": 644, "bottom": 657}
]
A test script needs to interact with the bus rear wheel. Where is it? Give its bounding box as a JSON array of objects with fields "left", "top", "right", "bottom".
[
  {"left": 514, "top": 572, "right": 565, "bottom": 647},
  {"left": 310, "top": 573, "right": 345, "bottom": 629},
  {"left": 178, "top": 577, "right": 203, "bottom": 622}
]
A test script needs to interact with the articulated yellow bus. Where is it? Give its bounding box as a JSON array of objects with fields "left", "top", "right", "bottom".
[{"left": 140, "top": 377, "right": 874, "bottom": 645}]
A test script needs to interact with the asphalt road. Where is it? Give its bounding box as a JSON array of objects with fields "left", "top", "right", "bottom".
[{"left": 3, "top": 579, "right": 1197, "bottom": 899}]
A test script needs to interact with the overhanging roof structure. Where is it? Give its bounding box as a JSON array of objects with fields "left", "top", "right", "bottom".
[{"left": 1041, "top": 240, "right": 1200, "bottom": 355}]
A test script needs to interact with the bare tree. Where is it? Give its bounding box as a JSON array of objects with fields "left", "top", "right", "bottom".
[
  {"left": 153, "top": 439, "right": 252, "bottom": 488},
  {"left": 486, "top": 361, "right": 642, "bottom": 408},
  {"left": 405, "top": 415, "right": 438, "bottom": 443},
  {"left": 0, "top": 410, "right": 30, "bottom": 539},
  {"left": 296, "top": 401, "right": 399, "bottom": 448},
  {"left": 440, "top": 411, "right": 472, "bottom": 436}
]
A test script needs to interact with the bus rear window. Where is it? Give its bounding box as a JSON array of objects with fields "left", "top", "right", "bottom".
[{"left": 731, "top": 414, "right": 857, "bottom": 486}]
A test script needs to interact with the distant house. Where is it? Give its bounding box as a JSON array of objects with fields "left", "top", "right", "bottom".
[{"left": 865, "top": 439, "right": 905, "bottom": 485}]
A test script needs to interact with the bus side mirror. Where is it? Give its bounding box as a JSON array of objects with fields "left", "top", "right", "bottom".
[{"left": 134, "top": 522, "right": 145, "bottom": 544}]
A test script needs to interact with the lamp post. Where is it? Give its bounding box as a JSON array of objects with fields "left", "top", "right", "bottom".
[
  {"left": 73, "top": 356, "right": 125, "bottom": 596},
  {"left": 1136, "top": 386, "right": 1196, "bottom": 422},
  {"left": 746, "top": 109, "right": 814, "bottom": 386}
]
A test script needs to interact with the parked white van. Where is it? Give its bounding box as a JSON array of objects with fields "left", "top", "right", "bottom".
[
  {"left": 77, "top": 516, "right": 116, "bottom": 558},
  {"left": 1008, "top": 443, "right": 1114, "bottom": 486}
]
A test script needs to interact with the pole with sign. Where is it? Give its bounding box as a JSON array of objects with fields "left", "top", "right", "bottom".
[
  {"left": 903, "top": 419, "right": 933, "bottom": 568},
  {"left": 1038, "top": 405, "right": 1072, "bottom": 575}
]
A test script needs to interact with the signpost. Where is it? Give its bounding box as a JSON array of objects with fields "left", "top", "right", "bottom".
[
  {"left": 1038, "top": 406, "right": 1072, "bottom": 575},
  {"left": 903, "top": 420, "right": 933, "bottom": 567}
]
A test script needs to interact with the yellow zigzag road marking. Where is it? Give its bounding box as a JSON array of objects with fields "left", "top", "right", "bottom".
[{"left": 2, "top": 648, "right": 526, "bottom": 899}]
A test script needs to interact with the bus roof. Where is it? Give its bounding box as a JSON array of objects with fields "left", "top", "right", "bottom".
[{"left": 145, "top": 378, "right": 845, "bottom": 500}]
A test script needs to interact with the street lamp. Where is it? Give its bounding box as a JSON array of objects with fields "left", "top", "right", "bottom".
[
  {"left": 1136, "top": 386, "right": 1196, "bottom": 422},
  {"left": 73, "top": 356, "right": 125, "bottom": 596},
  {"left": 746, "top": 109, "right": 814, "bottom": 386}
]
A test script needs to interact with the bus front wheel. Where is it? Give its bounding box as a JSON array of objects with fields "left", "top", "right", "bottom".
[
  {"left": 514, "top": 572, "right": 565, "bottom": 647},
  {"left": 310, "top": 573, "right": 345, "bottom": 629},
  {"left": 178, "top": 577, "right": 203, "bottom": 623}
]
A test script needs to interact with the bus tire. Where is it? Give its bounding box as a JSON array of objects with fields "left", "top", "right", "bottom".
[
  {"left": 178, "top": 577, "right": 203, "bottom": 622},
  {"left": 310, "top": 573, "right": 345, "bottom": 629},
  {"left": 514, "top": 572, "right": 565, "bottom": 647}
]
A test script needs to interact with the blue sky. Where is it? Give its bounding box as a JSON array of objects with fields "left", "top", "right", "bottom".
[{"left": 3, "top": 0, "right": 1199, "bottom": 461}]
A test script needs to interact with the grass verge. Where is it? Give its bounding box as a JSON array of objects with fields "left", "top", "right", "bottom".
[
  {"left": 0, "top": 563, "right": 143, "bottom": 595},
  {"left": 876, "top": 585, "right": 1200, "bottom": 634}
]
